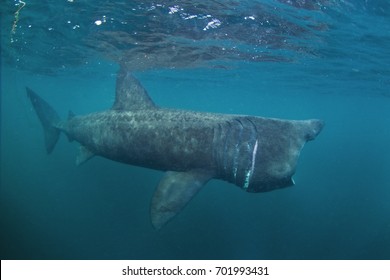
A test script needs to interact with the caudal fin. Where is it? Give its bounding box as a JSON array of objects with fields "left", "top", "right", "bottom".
[{"left": 26, "top": 87, "right": 61, "bottom": 154}]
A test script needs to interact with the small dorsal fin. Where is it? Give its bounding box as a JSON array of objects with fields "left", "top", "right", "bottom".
[
  {"left": 68, "top": 110, "right": 76, "bottom": 120},
  {"left": 112, "top": 66, "right": 156, "bottom": 111}
]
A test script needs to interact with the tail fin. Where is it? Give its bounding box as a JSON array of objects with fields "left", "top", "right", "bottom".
[{"left": 26, "top": 87, "right": 61, "bottom": 154}]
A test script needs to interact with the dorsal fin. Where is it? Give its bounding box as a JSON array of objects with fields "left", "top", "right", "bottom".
[
  {"left": 68, "top": 110, "right": 76, "bottom": 120},
  {"left": 112, "top": 66, "right": 156, "bottom": 111}
]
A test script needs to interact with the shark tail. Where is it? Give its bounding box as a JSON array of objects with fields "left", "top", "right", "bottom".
[{"left": 26, "top": 87, "right": 61, "bottom": 154}]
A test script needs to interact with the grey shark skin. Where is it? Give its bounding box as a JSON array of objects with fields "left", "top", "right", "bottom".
[{"left": 27, "top": 67, "right": 324, "bottom": 229}]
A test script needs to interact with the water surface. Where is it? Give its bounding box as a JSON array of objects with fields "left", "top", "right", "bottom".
[{"left": 1, "top": 0, "right": 389, "bottom": 259}]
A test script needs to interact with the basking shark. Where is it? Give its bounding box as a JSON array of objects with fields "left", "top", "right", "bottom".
[{"left": 27, "top": 67, "right": 324, "bottom": 229}]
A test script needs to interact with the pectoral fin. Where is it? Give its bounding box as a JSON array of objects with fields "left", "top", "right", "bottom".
[
  {"left": 150, "top": 169, "right": 213, "bottom": 230},
  {"left": 76, "top": 145, "right": 95, "bottom": 166}
]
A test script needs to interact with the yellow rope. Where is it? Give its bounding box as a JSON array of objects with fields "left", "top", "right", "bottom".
[{"left": 11, "top": 0, "right": 26, "bottom": 42}]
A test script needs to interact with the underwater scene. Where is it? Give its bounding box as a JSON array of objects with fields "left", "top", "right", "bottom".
[{"left": 1, "top": 0, "right": 390, "bottom": 259}]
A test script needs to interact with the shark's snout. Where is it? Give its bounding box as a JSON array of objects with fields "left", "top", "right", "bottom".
[{"left": 305, "top": 119, "right": 324, "bottom": 141}]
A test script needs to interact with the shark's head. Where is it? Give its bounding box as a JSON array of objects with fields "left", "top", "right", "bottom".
[
  {"left": 246, "top": 119, "right": 324, "bottom": 193},
  {"left": 215, "top": 117, "right": 324, "bottom": 193}
]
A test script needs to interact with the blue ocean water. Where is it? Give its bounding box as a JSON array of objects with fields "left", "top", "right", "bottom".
[{"left": 1, "top": 0, "right": 389, "bottom": 259}]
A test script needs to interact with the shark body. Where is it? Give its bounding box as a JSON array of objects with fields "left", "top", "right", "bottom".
[{"left": 27, "top": 67, "right": 324, "bottom": 229}]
